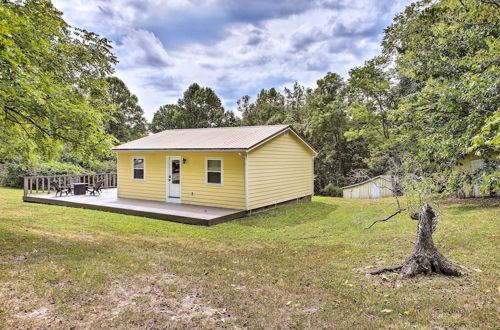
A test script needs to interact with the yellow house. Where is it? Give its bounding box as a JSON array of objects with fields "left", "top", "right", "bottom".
[
  {"left": 451, "top": 152, "right": 499, "bottom": 197},
  {"left": 113, "top": 125, "right": 317, "bottom": 212}
]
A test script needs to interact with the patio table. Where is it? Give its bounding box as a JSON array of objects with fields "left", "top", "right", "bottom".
[{"left": 73, "top": 183, "right": 87, "bottom": 195}]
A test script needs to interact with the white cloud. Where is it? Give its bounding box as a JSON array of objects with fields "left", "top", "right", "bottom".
[
  {"left": 115, "top": 29, "right": 171, "bottom": 68},
  {"left": 52, "top": 0, "right": 413, "bottom": 120}
]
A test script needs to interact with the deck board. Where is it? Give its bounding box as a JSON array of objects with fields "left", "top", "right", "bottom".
[{"left": 23, "top": 189, "right": 246, "bottom": 226}]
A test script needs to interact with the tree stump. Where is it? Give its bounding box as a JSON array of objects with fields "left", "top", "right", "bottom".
[{"left": 370, "top": 203, "right": 461, "bottom": 278}]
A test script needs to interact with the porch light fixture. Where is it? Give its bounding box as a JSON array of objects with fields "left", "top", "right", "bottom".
[{"left": 183, "top": 158, "right": 187, "bottom": 164}]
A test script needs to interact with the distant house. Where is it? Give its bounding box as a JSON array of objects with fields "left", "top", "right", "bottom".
[
  {"left": 113, "top": 125, "right": 317, "bottom": 211},
  {"left": 451, "top": 153, "right": 499, "bottom": 198},
  {"left": 341, "top": 175, "right": 398, "bottom": 199}
]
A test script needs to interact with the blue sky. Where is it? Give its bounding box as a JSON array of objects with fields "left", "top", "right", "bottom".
[{"left": 52, "top": 0, "right": 412, "bottom": 119}]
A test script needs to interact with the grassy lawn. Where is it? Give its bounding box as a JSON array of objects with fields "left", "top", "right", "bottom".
[{"left": 0, "top": 187, "right": 498, "bottom": 329}]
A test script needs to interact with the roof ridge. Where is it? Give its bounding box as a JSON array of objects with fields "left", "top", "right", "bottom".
[{"left": 154, "top": 124, "right": 289, "bottom": 132}]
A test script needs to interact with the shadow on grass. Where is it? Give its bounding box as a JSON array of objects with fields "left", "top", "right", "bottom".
[
  {"left": 442, "top": 198, "right": 500, "bottom": 213},
  {"left": 235, "top": 201, "right": 337, "bottom": 228}
]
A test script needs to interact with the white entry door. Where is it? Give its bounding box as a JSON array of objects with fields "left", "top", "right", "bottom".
[
  {"left": 167, "top": 156, "right": 181, "bottom": 203},
  {"left": 371, "top": 183, "right": 380, "bottom": 198}
]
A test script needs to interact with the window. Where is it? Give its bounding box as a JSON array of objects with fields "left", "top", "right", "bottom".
[
  {"left": 133, "top": 158, "right": 145, "bottom": 180},
  {"left": 206, "top": 158, "right": 223, "bottom": 185}
]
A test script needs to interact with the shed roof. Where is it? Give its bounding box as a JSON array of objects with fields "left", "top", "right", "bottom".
[
  {"left": 113, "top": 125, "right": 316, "bottom": 153},
  {"left": 341, "top": 175, "right": 393, "bottom": 190}
]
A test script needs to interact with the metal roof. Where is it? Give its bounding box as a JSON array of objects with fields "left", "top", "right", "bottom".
[
  {"left": 113, "top": 125, "right": 316, "bottom": 152},
  {"left": 341, "top": 175, "right": 394, "bottom": 190}
]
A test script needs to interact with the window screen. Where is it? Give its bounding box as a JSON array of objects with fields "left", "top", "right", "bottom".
[
  {"left": 206, "top": 159, "right": 222, "bottom": 184},
  {"left": 133, "top": 158, "right": 145, "bottom": 179}
]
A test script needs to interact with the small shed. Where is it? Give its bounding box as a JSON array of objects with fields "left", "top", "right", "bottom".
[{"left": 341, "top": 175, "right": 397, "bottom": 199}]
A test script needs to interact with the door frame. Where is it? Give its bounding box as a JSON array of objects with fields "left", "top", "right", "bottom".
[{"left": 166, "top": 156, "right": 182, "bottom": 203}]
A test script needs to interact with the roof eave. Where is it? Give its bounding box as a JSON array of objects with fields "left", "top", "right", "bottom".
[
  {"left": 246, "top": 126, "right": 318, "bottom": 155},
  {"left": 341, "top": 175, "right": 393, "bottom": 189},
  {"left": 112, "top": 148, "right": 248, "bottom": 152}
]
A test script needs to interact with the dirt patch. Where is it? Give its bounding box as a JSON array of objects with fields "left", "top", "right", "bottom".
[
  {"left": 0, "top": 285, "right": 58, "bottom": 328},
  {"left": 0, "top": 249, "right": 39, "bottom": 264},
  {"left": 17, "top": 306, "right": 50, "bottom": 319},
  {"left": 104, "top": 273, "right": 231, "bottom": 323},
  {"left": 2, "top": 272, "right": 232, "bottom": 328}
]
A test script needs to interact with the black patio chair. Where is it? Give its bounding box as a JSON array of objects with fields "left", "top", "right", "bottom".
[
  {"left": 86, "top": 180, "right": 104, "bottom": 196},
  {"left": 51, "top": 182, "right": 71, "bottom": 197}
]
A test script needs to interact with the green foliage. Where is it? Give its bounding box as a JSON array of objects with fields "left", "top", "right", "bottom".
[
  {"left": 0, "top": 0, "right": 118, "bottom": 163},
  {"left": 239, "top": 88, "right": 286, "bottom": 126},
  {"left": 3, "top": 0, "right": 497, "bottom": 196},
  {"left": 150, "top": 83, "right": 239, "bottom": 132},
  {"left": 321, "top": 183, "right": 343, "bottom": 197},
  {"left": 402, "top": 175, "right": 440, "bottom": 215},
  {"left": 87, "top": 159, "right": 116, "bottom": 174},
  {"left": 344, "top": 57, "right": 402, "bottom": 173},
  {"left": 237, "top": 74, "right": 370, "bottom": 192},
  {"left": 383, "top": 0, "right": 500, "bottom": 167},
  {"left": 305, "top": 73, "right": 369, "bottom": 190},
  {"left": 443, "top": 157, "right": 499, "bottom": 197},
  {"left": 106, "top": 77, "right": 148, "bottom": 143},
  {"left": 150, "top": 104, "right": 181, "bottom": 133},
  {"left": 0, "top": 161, "right": 88, "bottom": 187},
  {"left": 471, "top": 113, "right": 500, "bottom": 153},
  {"left": 481, "top": 171, "right": 500, "bottom": 195}
]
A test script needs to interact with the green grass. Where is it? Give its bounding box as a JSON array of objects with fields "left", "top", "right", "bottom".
[{"left": 0, "top": 187, "right": 498, "bottom": 328}]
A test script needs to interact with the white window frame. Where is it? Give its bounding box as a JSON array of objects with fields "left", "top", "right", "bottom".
[
  {"left": 205, "top": 157, "right": 223, "bottom": 186},
  {"left": 132, "top": 157, "right": 146, "bottom": 180}
]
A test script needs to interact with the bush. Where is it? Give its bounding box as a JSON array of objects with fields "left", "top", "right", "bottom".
[
  {"left": 322, "top": 183, "right": 343, "bottom": 197},
  {"left": 87, "top": 160, "right": 116, "bottom": 174},
  {"left": 0, "top": 161, "right": 88, "bottom": 188}
]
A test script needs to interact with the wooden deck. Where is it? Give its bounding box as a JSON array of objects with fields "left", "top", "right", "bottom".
[{"left": 23, "top": 188, "right": 246, "bottom": 226}]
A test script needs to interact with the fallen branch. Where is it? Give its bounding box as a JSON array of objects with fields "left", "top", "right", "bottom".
[{"left": 364, "top": 208, "right": 406, "bottom": 229}]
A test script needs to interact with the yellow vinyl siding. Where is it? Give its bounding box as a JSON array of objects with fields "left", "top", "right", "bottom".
[
  {"left": 451, "top": 152, "right": 499, "bottom": 197},
  {"left": 247, "top": 132, "right": 314, "bottom": 209},
  {"left": 117, "top": 152, "right": 245, "bottom": 209}
]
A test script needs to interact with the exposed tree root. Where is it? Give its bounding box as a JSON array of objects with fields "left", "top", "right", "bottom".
[
  {"left": 368, "top": 265, "right": 403, "bottom": 275},
  {"left": 368, "top": 203, "right": 461, "bottom": 278}
]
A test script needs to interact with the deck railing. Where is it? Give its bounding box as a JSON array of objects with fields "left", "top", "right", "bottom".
[{"left": 23, "top": 173, "right": 117, "bottom": 196}]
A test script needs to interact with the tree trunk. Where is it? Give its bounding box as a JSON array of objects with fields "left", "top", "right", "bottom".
[{"left": 370, "top": 203, "right": 461, "bottom": 278}]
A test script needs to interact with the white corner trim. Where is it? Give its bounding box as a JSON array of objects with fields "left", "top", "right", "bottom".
[
  {"left": 311, "top": 156, "right": 315, "bottom": 196},
  {"left": 244, "top": 153, "right": 248, "bottom": 210},
  {"left": 116, "top": 154, "right": 120, "bottom": 195}
]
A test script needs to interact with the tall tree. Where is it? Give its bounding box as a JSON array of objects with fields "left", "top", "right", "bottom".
[
  {"left": 305, "top": 72, "right": 369, "bottom": 190},
  {"left": 150, "top": 83, "right": 238, "bottom": 132},
  {"left": 150, "top": 104, "right": 182, "bottom": 133},
  {"left": 240, "top": 88, "right": 286, "bottom": 126},
  {"left": 106, "top": 77, "right": 147, "bottom": 143},
  {"left": 344, "top": 57, "right": 401, "bottom": 173},
  {"left": 383, "top": 0, "right": 499, "bottom": 167},
  {"left": 284, "top": 81, "right": 307, "bottom": 130},
  {"left": 0, "top": 0, "right": 117, "bottom": 163},
  {"left": 177, "top": 83, "right": 226, "bottom": 128}
]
